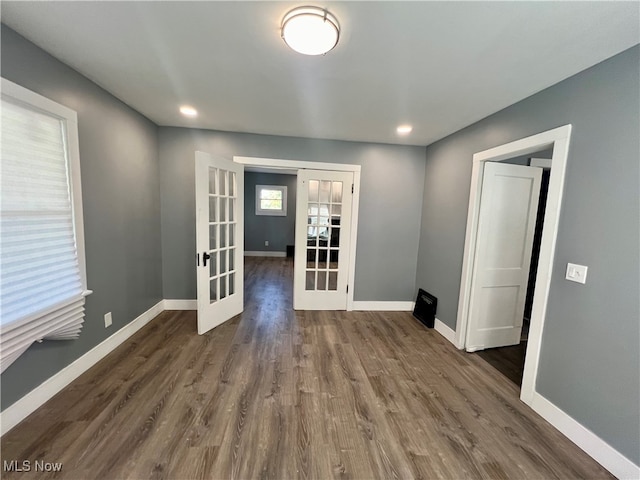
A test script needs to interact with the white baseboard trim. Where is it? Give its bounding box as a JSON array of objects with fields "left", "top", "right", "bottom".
[
  {"left": 163, "top": 299, "right": 197, "bottom": 310},
  {"left": 530, "top": 392, "right": 639, "bottom": 479},
  {"left": 5, "top": 300, "right": 636, "bottom": 480},
  {"left": 351, "top": 301, "right": 414, "bottom": 311},
  {"left": 434, "top": 318, "right": 458, "bottom": 346},
  {"left": 0, "top": 300, "right": 165, "bottom": 436},
  {"left": 244, "top": 251, "right": 287, "bottom": 257}
]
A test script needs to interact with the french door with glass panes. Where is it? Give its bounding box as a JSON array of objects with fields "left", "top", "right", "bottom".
[
  {"left": 294, "top": 169, "right": 353, "bottom": 310},
  {"left": 195, "top": 152, "right": 244, "bottom": 334}
]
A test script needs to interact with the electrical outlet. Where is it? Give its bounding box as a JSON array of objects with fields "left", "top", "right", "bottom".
[
  {"left": 265, "top": 240, "right": 269, "bottom": 247},
  {"left": 104, "top": 312, "right": 113, "bottom": 328}
]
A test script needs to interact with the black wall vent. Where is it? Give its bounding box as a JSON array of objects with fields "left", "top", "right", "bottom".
[{"left": 413, "top": 289, "right": 437, "bottom": 328}]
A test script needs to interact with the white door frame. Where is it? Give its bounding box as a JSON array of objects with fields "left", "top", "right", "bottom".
[
  {"left": 455, "top": 125, "right": 572, "bottom": 404},
  {"left": 233, "top": 156, "right": 361, "bottom": 311}
]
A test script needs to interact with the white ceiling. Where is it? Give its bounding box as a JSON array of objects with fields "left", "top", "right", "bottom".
[{"left": 2, "top": 2, "right": 638, "bottom": 146}]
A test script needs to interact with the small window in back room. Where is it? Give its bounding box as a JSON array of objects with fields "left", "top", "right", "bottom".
[{"left": 256, "top": 185, "right": 287, "bottom": 216}]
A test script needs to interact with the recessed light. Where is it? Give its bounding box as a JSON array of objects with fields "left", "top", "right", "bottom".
[
  {"left": 397, "top": 125, "right": 413, "bottom": 135},
  {"left": 180, "top": 105, "right": 198, "bottom": 117}
]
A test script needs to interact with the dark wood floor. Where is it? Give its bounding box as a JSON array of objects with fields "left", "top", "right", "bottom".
[
  {"left": 1, "top": 257, "right": 613, "bottom": 479},
  {"left": 475, "top": 342, "right": 527, "bottom": 386}
]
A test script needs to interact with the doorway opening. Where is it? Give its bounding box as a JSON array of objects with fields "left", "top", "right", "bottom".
[
  {"left": 455, "top": 125, "right": 572, "bottom": 405},
  {"left": 242, "top": 168, "right": 297, "bottom": 311},
  {"left": 234, "top": 156, "right": 361, "bottom": 311},
  {"left": 474, "top": 153, "right": 552, "bottom": 387}
]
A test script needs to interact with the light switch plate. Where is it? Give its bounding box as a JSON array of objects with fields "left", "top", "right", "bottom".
[{"left": 566, "top": 263, "right": 588, "bottom": 284}]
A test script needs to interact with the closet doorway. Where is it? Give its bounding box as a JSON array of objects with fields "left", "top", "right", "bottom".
[{"left": 455, "top": 125, "right": 572, "bottom": 404}]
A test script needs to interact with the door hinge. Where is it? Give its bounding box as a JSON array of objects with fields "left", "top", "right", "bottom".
[
  {"left": 351, "top": 184, "right": 354, "bottom": 194},
  {"left": 346, "top": 284, "right": 349, "bottom": 293}
]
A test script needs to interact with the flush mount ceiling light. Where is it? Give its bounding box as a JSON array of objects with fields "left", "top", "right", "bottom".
[
  {"left": 397, "top": 125, "right": 413, "bottom": 135},
  {"left": 281, "top": 6, "right": 340, "bottom": 56}
]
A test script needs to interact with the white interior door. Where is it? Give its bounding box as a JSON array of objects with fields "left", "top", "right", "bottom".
[
  {"left": 294, "top": 170, "right": 353, "bottom": 310},
  {"left": 466, "top": 161, "right": 542, "bottom": 352},
  {"left": 195, "top": 151, "right": 244, "bottom": 335}
]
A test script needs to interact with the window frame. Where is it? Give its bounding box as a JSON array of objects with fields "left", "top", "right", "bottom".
[
  {"left": 2, "top": 78, "right": 88, "bottom": 293},
  {"left": 1, "top": 78, "right": 93, "bottom": 372},
  {"left": 255, "top": 184, "right": 287, "bottom": 216}
]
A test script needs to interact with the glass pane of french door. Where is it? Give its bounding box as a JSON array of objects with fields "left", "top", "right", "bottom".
[
  {"left": 208, "top": 168, "right": 238, "bottom": 304},
  {"left": 305, "top": 180, "right": 344, "bottom": 291}
]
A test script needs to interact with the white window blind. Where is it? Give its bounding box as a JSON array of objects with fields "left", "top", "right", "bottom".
[{"left": 1, "top": 79, "right": 89, "bottom": 373}]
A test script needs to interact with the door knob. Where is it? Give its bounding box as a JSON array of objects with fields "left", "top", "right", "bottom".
[{"left": 203, "top": 252, "right": 211, "bottom": 267}]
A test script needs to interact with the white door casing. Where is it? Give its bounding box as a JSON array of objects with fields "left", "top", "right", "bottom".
[
  {"left": 294, "top": 169, "right": 353, "bottom": 310},
  {"left": 465, "top": 162, "right": 542, "bottom": 352},
  {"left": 195, "top": 151, "right": 244, "bottom": 335},
  {"left": 455, "top": 125, "right": 572, "bottom": 405}
]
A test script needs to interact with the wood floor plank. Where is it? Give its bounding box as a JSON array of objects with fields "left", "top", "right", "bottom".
[{"left": 1, "top": 257, "right": 614, "bottom": 479}]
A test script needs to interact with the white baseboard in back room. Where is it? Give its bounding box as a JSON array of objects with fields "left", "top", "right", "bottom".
[
  {"left": 244, "top": 251, "right": 286, "bottom": 257},
  {"left": 163, "top": 299, "right": 197, "bottom": 310}
]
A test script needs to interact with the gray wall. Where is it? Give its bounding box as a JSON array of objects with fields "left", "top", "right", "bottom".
[
  {"left": 416, "top": 46, "right": 640, "bottom": 463},
  {"left": 0, "top": 27, "right": 163, "bottom": 410},
  {"left": 244, "top": 172, "right": 297, "bottom": 253},
  {"left": 159, "top": 128, "right": 425, "bottom": 301}
]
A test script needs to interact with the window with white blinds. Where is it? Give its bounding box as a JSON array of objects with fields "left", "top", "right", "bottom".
[{"left": 1, "top": 78, "right": 90, "bottom": 373}]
